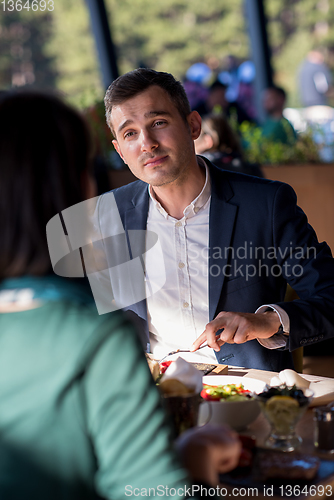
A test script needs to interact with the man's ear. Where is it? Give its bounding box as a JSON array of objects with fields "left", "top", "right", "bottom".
[
  {"left": 187, "top": 111, "right": 202, "bottom": 140},
  {"left": 112, "top": 140, "right": 126, "bottom": 164}
]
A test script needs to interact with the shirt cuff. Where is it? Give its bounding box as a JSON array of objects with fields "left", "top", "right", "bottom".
[{"left": 255, "top": 304, "right": 290, "bottom": 350}]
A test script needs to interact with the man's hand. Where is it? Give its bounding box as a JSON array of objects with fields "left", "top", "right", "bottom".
[
  {"left": 191, "top": 311, "right": 281, "bottom": 352},
  {"left": 175, "top": 424, "right": 241, "bottom": 486}
]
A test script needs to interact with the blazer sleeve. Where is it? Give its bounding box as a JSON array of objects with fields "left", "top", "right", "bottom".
[{"left": 270, "top": 182, "right": 334, "bottom": 351}]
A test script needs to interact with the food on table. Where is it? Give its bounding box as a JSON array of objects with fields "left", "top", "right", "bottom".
[
  {"left": 145, "top": 353, "right": 160, "bottom": 381},
  {"left": 159, "top": 378, "right": 194, "bottom": 397},
  {"left": 258, "top": 451, "right": 320, "bottom": 480},
  {"left": 160, "top": 360, "right": 219, "bottom": 375},
  {"left": 200, "top": 383, "right": 251, "bottom": 402},
  {"left": 257, "top": 384, "right": 310, "bottom": 435},
  {"left": 160, "top": 360, "right": 173, "bottom": 374},
  {"left": 158, "top": 359, "right": 202, "bottom": 436},
  {"left": 159, "top": 357, "right": 203, "bottom": 394}
]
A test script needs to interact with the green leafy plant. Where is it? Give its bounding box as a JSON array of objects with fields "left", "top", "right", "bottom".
[{"left": 239, "top": 121, "right": 323, "bottom": 165}]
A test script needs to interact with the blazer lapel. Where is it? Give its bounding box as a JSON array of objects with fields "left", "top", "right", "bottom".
[
  {"left": 208, "top": 163, "right": 238, "bottom": 320},
  {"left": 123, "top": 186, "right": 150, "bottom": 323}
]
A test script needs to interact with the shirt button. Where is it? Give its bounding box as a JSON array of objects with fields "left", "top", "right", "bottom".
[
  {"left": 194, "top": 206, "right": 200, "bottom": 213},
  {"left": 175, "top": 221, "right": 182, "bottom": 227},
  {"left": 183, "top": 302, "right": 189, "bottom": 308},
  {"left": 178, "top": 262, "right": 185, "bottom": 269}
]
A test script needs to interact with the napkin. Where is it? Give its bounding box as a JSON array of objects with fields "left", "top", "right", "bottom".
[
  {"left": 270, "top": 369, "right": 310, "bottom": 389},
  {"left": 160, "top": 357, "right": 203, "bottom": 393},
  {"left": 268, "top": 369, "right": 334, "bottom": 407}
]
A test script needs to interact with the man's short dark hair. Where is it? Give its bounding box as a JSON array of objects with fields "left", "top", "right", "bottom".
[{"left": 104, "top": 68, "right": 191, "bottom": 136}]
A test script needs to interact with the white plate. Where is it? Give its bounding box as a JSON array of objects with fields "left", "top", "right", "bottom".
[{"left": 202, "top": 375, "right": 266, "bottom": 394}]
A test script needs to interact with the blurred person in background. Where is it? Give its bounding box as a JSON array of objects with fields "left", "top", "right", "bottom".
[
  {"left": 194, "top": 114, "right": 263, "bottom": 177},
  {"left": 0, "top": 90, "right": 241, "bottom": 500},
  {"left": 205, "top": 79, "right": 254, "bottom": 125},
  {"left": 218, "top": 55, "right": 240, "bottom": 104},
  {"left": 261, "top": 85, "right": 297, "bottom": 145},
  {"left": 182, "top": 62, "right": 211, "bottom": 115},
  {"left": 236, "top": 61, "right": 257, "bottom": 122},
  {"left": 298, "top": 49, "right": 333, "bottom": 108}
]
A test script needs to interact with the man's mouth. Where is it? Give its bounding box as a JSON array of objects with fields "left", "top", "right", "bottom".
[{"left": 144, "top": 155, "right": 168, "bottom": 167}]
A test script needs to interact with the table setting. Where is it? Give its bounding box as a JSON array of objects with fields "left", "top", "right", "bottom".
[
  {"left": 209, "top": 367, "right": 334, "bottom": 499},
  {"left": 148, "top": 354, "right": 334, "bottom": 499}
]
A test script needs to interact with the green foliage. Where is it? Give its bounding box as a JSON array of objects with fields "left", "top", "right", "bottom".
[
  {"left": 240, "top": 121, "right": 322, "bottom": 165},
  {"left": 0, "top": 0, "right": 333, "bottom": 110},
  {"left": 106, "top": 0, "right": 248, "bottom": 78},
  {"left": 0, "top": 9, "right": 56, "bottom": 89},
  {"left": 44, "top": 0, "right": 104, "bottom": 108}
]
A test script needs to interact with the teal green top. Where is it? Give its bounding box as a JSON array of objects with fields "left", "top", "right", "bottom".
[
  {"left": 261, "top": 116, "right": 297, "bottom": 144},
  {"left": 0, "top": 276, "right": 189, "bottom": 499}
]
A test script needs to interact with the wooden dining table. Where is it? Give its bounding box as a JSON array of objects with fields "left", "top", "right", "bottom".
[{"left": 205, "top": 366, "right": 334, "bottom": 499}]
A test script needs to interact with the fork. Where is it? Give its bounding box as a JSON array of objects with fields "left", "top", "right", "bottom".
[{"left": 159, "top": 349, "right": 234, "bottom": 364}]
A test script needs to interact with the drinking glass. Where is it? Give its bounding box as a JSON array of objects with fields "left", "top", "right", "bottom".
[{"left": 256, "top": 388, "right": 313, "bottom": 452}]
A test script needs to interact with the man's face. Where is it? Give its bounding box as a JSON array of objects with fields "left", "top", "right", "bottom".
[{"left": 110, "top": 85, "right": 201, "bottom": 186}]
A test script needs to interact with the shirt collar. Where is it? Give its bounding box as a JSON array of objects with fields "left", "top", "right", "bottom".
[{"left": 148, "top": 157, "right": 211, "bottom": 220}]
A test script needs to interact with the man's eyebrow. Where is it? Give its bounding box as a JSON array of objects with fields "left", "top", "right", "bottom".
[
  {"left": 144, "top": 111, "right": 172, "bottom": 118},
  {"left": 118, "top": 119, "right": 133, "bottom": 134},
  {"left": 118, "top": 111, "right": 171, "bottom": 134}
]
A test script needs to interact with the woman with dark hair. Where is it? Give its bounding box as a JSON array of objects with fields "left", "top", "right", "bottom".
[
  {"left": 194, "top": 113, "right": 243, "bottom": 163},
  {"left": 0, "top": 91, "right": 240, "bottom": 500},
  {"left": 0, "top": 91, "right": 95, "bottom": 279},
  {"left": 194, "top": 114, "right": 263, "bottom": 177}
]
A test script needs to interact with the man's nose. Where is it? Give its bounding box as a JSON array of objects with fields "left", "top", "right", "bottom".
[{"left": 140, "top": 129, "right": 158, "bottom": 152}]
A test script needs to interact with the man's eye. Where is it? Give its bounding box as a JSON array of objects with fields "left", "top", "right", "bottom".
[
  {"left": 153, "top": 120, "right": 166, "bottom": 127},
  {"left": 124, "top": 131, "right": 135, "bottom": 138}
]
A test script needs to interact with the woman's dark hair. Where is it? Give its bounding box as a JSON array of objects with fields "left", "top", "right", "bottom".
[
  {"left": 104, "top": 68, "right": 191, "bottom": 137},
  {"left": 201, "top": 114, "right": 243, "bottom": 157},
  {"left": 0, "top": 90, "right": 94, "bottom": 280}
]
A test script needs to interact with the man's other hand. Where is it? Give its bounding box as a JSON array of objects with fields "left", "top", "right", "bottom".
[{"left": 191, "top": 311, "right": 281, "bottom": 352}]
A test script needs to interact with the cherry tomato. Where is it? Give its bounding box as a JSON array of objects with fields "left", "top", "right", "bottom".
[
  {"left": 160, "top": 361, "right": 173, "bottom": 374},
  {"left": 200, "top": 388, "right": 221, "bottom": 401}
]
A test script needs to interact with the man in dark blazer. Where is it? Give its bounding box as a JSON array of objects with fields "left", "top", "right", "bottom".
[{"left": 100, "top": 68, "right": 334, "bottom": 371}]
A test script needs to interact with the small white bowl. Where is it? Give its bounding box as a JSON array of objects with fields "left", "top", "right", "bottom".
[{"left": 198, "top": 375, "right": 266, "bottom": 431}]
